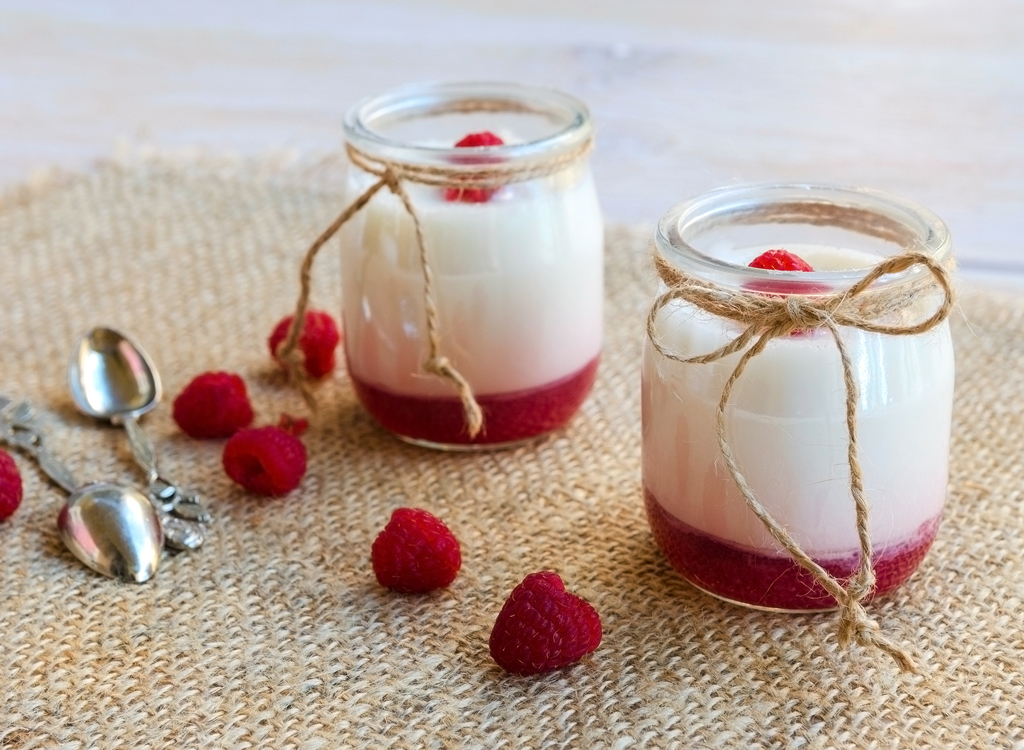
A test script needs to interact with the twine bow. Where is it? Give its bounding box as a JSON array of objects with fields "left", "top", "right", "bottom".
[
  {"left": 277, "top": 128, "right": 594, "bottom": 439},
  {"left": 647, "top": 249, "right": 955, "bottom": 672}
]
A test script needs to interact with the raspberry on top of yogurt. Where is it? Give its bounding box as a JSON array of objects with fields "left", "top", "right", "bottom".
[
  {"left": 453, "top": 131, "right": 504, "bottom": 149},
  {"left": 746, "top": 248, "right": 824, "bottom": 296},
  {"left": 748, "top": 248, "right": 814, "bottom": 272},
  {"left": 444, "top": 131, "right": 505, "bottom": 203}
]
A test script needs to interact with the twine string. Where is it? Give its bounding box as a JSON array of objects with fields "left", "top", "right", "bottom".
[
  {"left": 276, "top": 130, "right": 594, "bottom": 436},
  {"left": 647, "top": 249, "right": 954, "bottom": 672},
  {"left": 386, "top": 173, "right": 483, "bottom": 437},
  {"left": 277, "top": 175, "right": 390, "bottom": 410}
]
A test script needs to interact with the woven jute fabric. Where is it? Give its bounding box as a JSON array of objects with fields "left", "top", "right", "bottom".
[{"left": 1, "top": 159, "right": 1022, "bottom": 749}]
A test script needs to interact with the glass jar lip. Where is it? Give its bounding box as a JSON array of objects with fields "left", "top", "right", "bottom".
[
  {"left": 656, "top": 183, "right": 953, "bottom": 290},
  {"left": 343, "top": 80, "right": 593, "bottom": 165}
]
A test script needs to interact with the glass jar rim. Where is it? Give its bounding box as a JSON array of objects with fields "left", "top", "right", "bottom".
[
  {"left": 656, "top": 183, "right": 953, "bottom": 291},
  {"left": 343, "top": 80, "right": 593, "bottom": 166}
]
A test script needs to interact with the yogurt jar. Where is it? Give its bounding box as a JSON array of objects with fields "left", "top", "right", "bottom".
[
  {"left": 340, "top": 82, "right": 603, "bottom": 449},
  {"left": 643, "top": 184, "right": 955, "bottom": 611}
]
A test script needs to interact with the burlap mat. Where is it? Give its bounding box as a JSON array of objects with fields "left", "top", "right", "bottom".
[{"left": 1, "top": 159, "right": 1022, "bottom": 749}]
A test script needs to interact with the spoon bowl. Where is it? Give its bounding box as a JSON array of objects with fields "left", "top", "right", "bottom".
[
  {"left": 58, "top": 482, "right": 163, "bottom": 583},
  {"left": 68, "top": 327, "right": 161, "bottom": 419}
]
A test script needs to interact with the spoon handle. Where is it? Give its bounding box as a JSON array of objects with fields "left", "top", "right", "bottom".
[
  {"left": 123, "top": 414, "right": 159, "bottom": 484},
  {"left": 122, "top": 414, "right": 213, "bottom": 540},
  {"left": 30, "top": 443, "right": 79, "bottom": 495},
  {"left": 0, "top": 397, "right": 78, "bottom": 493}
]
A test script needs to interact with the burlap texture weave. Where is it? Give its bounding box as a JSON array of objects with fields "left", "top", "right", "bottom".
[{"left": 0, "top": 159, "right": 1021, "bottom": 749}]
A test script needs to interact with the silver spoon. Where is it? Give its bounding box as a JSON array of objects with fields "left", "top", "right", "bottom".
[
  {"left": 67, "top": 326, "right": 211, "bottom": 551},
  {"left": 0, "top": 397, "right": 162, "bottom": 582}
]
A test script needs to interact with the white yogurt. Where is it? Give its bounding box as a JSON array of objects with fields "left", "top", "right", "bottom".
[
  {"left": 642, "top": 244, "right": 955, "bottom": 556},
  {"left": 340, "top": 167, "right": 604, "bottom": 397}
]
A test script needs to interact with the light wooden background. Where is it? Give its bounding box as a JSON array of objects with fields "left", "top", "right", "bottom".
[{"left": 1, "top": 0, "right": 1021, "bottom": 284}]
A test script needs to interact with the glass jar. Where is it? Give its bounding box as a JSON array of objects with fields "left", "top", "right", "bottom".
[
  {"left": 643, "top": 184, "right": 955, "bottom": 611},
  {"left": 340, "top": 82, "right": 603, "bottom": 449}
]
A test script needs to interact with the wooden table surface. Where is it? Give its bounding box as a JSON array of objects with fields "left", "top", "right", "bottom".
[{"left": 1, "top": 0, "right": 1021, "bottom": 286}]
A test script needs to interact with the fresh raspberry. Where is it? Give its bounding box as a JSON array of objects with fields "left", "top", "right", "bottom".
[
  {"left": 0, "top": 449, "right": 23, "bottom": 521},
  {"left": 453, "top": 131, "right": 505, "bottom": 149},
  {"left": 747, "top": 248, "right": 825, "bottom": 297},
  {"left": 444, "top": 131, "right": 505, "bottom": 203},
  {"left": 489, "top": 571, "right": 603, "bottom": 675},
  {"left": 268, "top": 310, "right": 341, "bottom": 379},
  {"left": 371, "top": 508, "right": 462, "bottom": 593},
  {"left": 748, "top": 248, "right": 814, "bottom": 272},
  {"left": 222, "top": 426, "right": 307, "bottom": 496},
  {"left": 173, "top": 371, "right": 254, "bottom": 439}
]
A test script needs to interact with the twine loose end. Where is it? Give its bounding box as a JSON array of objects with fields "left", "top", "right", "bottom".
[
  {"left": 839, "top": 601, "right": 918, "bottom": 673},
  {"left": 426, "top": 355, "right": 483, "bottom": 438}
]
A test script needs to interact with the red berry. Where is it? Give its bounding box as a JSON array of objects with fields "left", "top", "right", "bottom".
[
  {"left": 746, "top": 248, "right": 827, "bottom": 298},
  {"left": 269, "top": 310, "right": 341, "bottom": 379},
  {"left": 173, "top": 371, "right": 254, "bottom": 439},
  {"left": 489, "top": 571, "right": 603, "bottom": 675},
  {"left": 371, "top": 508, "right": 462, "bottom": 593},
  {"left": 0, "top": 449, "right": 23, "bottom": 521},
  {"left": 222, "top": 426, "right": 306, "bottom": 496},
  {"left": 748, "top": 248, "right": 814, "bottom": 272},
  {"left": 453, "top": 131, "right": 505, "bottom": 149},
  {"left": 444, "top": 131, "right": 505, "bottom": 203}
]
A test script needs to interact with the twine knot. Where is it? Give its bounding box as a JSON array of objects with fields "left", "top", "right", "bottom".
[
  {"left": 782, "top": 295, "right": 829, "bottom": 329},
  {"left": 379, "top": 166, "right": 402, "bottom": 194},
  {"left": 838, "top": 598, "right": 915, "bottom": 673},
  {"left": 647, "top": 246, "right": 955, "bottom": 672}
]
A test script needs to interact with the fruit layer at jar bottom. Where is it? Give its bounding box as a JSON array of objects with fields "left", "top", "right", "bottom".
[
  {"left": 351, "top": 356, "right": 600, "bottom": 445},
  {"left": 644, "top": 488, "right": 941, "bottom": 610}
]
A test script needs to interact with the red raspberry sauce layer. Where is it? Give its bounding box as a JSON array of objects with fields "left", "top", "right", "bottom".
[
  {"left": 644, "top": 488, "right": 941, "bottom": 610},
  {"left": 350, "top": 356, "right": 599, "bottom": 446}
]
